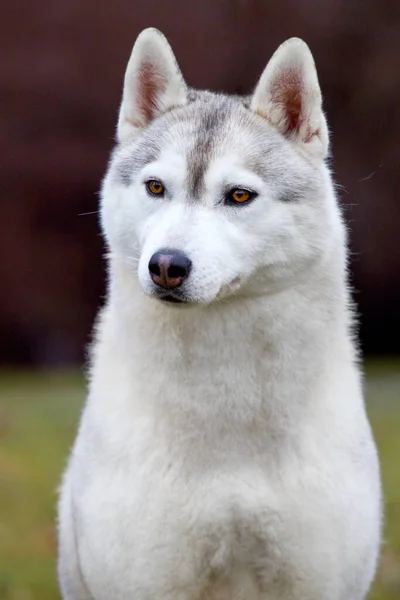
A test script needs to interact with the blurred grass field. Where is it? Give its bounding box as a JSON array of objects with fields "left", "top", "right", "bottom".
[{"left": 0, "top": 362, "right": 399, "bottom": 600}]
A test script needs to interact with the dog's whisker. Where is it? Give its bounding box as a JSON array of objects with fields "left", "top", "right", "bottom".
[{"left": 78, "top": 210, "right": 99, "bottom": 217}]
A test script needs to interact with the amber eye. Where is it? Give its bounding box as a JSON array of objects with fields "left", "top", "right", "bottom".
[
  {"left": 146, "top": 180, "right": 165, "bottom": 196},
  {"left": 226, "top": 188, "right": 255, "bottom": 205}
]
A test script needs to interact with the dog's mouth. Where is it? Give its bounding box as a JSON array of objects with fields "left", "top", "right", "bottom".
[
  {"left": 160, "top": 295, "right": 186, "bottom": 304},
  {"left": 150, "top": 277, "right": 243, "bottom": 306},
  {"left": 154, "top": 291, "right": 189, "bottom": 305}
]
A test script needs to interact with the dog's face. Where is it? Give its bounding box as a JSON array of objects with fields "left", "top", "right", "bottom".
[{"left": 102, "top": 29, "right": 337, "bottom": 305}]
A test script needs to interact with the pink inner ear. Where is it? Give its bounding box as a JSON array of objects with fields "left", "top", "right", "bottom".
[
  {"left": 271, "top": 68, "right": 303, "bottom": 135},
  {"left": 136, "top": 59, "right": 166, "bottom": 125},
  {"left": 285, "top": 88, "right": 302, "bottom": 133}
]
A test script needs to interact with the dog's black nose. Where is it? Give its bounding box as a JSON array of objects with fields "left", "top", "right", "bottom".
[{"left": 148, "top": 249, "right": 192, "bottom": 289}]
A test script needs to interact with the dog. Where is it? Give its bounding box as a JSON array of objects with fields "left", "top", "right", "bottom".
[{"left": 58, "top": 27, "right": 382, "bottom": 600}]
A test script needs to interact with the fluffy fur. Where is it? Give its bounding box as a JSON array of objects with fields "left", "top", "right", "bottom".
[{"left": 58, "top": 28, "right": 382, "bottom": 600}]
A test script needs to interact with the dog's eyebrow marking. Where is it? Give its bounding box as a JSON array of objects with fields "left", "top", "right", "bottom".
[
  {"left": 244, "top": 156, "right": 271, "bottom": 185},
  {"left": 279, "top": 188, "right": 301, "bottom": 202},
  {"left": 114, "top": 139, "right": 161, "bottom": 186},
  {"left": 187, "top": 102, "right": 229, "bottom": 198},
  {"left": 242, "top": 135, "right": 281, "bottom": 183},
  {"left": 244, "top": 138, "right": 306, "bottom": 202}
]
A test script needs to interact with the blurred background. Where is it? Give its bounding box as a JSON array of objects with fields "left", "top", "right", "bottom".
[{"left": 0, "top": 1, "right": 399, "bottom": 598}]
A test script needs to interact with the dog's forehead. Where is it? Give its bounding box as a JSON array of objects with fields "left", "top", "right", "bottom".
[
  {"left": 113, "top": 92, "right": 283, "bottom": 189},
  {"left": 171, "top": 96, "right": 283, "bottom": 194}
]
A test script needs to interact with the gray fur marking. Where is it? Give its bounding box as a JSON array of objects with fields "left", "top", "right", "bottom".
[
  {"left": 114, "top": 138, "right": 161, "bottom": 186},
  {"left": 186, "top": 103, "right": 228, "bottom": 198}
]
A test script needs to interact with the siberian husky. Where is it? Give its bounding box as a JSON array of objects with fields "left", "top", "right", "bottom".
[{"left": 58, "top": 27, "right": 382, "bottom": 600}]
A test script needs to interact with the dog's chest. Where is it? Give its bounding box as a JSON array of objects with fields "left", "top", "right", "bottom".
[{"left": 75, "top": 456, "right": 342, "bottom": 600}]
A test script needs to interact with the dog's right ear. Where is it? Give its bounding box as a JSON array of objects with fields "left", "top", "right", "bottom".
[{"left": 117, "top": 28, "right": 187, "bottom": 143}]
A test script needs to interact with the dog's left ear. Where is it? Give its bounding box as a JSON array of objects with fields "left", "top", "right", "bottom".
[
  {"left": 117, "top": 28, "right": 187, "bottom": 143},
  {"left": 251, "top": 38, "right": 328, "bottom": 158}
]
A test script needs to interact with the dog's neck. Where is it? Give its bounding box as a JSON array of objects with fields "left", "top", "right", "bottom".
[{"left": 89, "top": 252, "right": 354, "bottom": 454}]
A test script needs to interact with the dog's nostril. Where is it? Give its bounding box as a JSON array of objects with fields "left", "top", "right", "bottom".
[
  {"left": 168, "top": 264, "right": 186, "bottom": 279},
  {"left": 168, "top": 256, "right": 192, "bottom": 279},
  {"left": 148, "top": 258, "right": 161, "bottom": 277}
]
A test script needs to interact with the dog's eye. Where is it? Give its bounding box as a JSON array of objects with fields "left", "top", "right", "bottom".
[
  {"left": 146, "top": 180, "right": 165, "bottom": 196},
  {"left": 225, "top": 188, "right": 256, "bottom": 206}
]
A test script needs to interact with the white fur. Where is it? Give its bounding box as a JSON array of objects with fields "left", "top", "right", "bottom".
[{"left": 58, "top": 28, "right": 382, "bottom": 600}]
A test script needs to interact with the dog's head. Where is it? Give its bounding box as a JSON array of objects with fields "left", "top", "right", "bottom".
[{"left": 101, "top": 28, "right": 341, "bottom": 305}]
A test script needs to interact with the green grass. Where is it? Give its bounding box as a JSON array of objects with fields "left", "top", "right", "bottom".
[{"left": 0, "top": 364, "right": 399, "bottom": 599}]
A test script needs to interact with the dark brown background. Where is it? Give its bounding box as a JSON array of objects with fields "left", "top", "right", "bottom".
[{"left": 1, "top": 0, "right": 399, "bottom": 366}]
